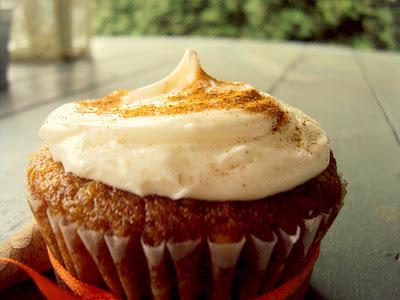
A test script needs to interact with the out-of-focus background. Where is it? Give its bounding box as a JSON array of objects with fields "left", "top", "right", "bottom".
[
  {"left": 96, "top": 0, "right": 400, "bottom": 50},
  {"left": 1, "top": 0, "right": 398, "bottom": 86}
]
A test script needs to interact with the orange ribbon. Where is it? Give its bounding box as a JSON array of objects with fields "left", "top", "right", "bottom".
[
  {"left": 254, "top": 244, "right": 320, "bottom": 300},
  {"left": 0, "top": 244, "right": 320, "bottom": 300}
]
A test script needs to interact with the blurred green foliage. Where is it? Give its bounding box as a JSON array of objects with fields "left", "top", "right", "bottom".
[{"left": 95, "top": 0, "right": 400, "bottom": 50}]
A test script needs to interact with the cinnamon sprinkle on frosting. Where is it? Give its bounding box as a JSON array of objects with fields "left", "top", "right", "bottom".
[{"left": 76, "top": 77, "right": 288, "bottom": 131}]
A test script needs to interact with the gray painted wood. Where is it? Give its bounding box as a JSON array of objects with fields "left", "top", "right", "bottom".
[
  {"left": 0, "top": 37, "right": 399, "bottom": 299},
  {"left": 273, "top": 45, "right": 400, "bottom": 300},
  {"left": 355, "top": 50, "right": 400, "bottom": 145}
]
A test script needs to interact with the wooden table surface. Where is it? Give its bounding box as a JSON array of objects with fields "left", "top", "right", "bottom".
[{"left": 0, "top": 37, "right": 399, "bottom": 299}]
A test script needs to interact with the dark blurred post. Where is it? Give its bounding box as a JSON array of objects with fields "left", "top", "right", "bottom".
[{"left": 0, "top": 8, "right": 12, "bottom": 91}]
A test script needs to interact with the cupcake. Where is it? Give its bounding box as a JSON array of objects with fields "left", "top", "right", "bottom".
[{"left": 27, "top": 50, "right": 345, "bottom": 300}]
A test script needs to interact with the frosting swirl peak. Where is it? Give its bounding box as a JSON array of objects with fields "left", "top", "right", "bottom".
[
  {"left": 77, "top": 50, "right": 288, "bottom": 131},
  {"left": 40, "top": 49, "right": 330, "bottom": 201}
]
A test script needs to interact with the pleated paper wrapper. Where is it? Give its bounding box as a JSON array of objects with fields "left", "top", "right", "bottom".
[{"left": 27, "top": 191, "right": 343, "bottom": 300}]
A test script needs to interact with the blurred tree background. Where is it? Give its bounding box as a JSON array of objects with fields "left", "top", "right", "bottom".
[{"left": 95, "top": 0, "right": 400, "bottom": 50}]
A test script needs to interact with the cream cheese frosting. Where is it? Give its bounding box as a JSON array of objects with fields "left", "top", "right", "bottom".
[{"left": 39, "top": 49, "right": 330, "bottom": 201}]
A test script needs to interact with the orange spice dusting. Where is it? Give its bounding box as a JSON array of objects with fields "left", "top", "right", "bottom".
[
  {"left": 75, "top": 89, "right": 129, "bottom": 114},
  {"left": 76, "top": 78, "right": 288, "bottom": 131}
]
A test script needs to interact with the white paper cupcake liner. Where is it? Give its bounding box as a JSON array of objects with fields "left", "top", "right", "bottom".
[{"left": 28, "top": 191, "right": 344, "bottom": 300}]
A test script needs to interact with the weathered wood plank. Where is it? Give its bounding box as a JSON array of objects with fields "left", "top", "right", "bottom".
[
  {"left": 8, "top": 37, "right": 148, "bottom": 82},
  {"left": 355, "top": 50, "right": 400, "bottom": 145},
  {"left": 273, "top": 44, "right": 400, "bottom": 300}
]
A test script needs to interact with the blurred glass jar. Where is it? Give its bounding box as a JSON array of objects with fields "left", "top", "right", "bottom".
[
  {"left": 9, "top": 0, "right": 95, "bottom": 61},
  {"left": 0, "top": 8, "right": 12, "bottom": 90}
]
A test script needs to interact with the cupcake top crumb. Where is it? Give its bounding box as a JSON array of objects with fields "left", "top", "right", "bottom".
[{"left": 28, "top": 145, "right": 342, "bottom": 242}]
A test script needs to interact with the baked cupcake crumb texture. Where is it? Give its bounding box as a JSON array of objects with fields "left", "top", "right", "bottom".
[{"left": 28, "top": 145, "right": 343, "bottom": 245}]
